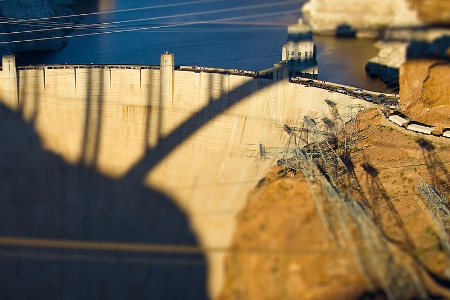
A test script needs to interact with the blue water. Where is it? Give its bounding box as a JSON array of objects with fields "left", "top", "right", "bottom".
[{"left": 24, "top": 0, "right": 389, "bottom": 91}]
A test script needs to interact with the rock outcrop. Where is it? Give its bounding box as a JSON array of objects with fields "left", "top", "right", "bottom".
[
  {"left": 398, "top": 35, "right": 450, "bottom": 131},
  {"left": 218, "top": 167, "right": 367, "bottom": 300},
  {"left": 302, "top": 0, "right": 423, "bottom": 38},
  {"left": 400, "top": 58, "right": 450, "bottom": 131},
  {"left": 407, "top": 0, "right": 450, "bottom": 26},
  {"left": 302, "top": 0, "right": 450, "bottom": 86},
  {"left": 365, "top": 29, "right": 450, "bottom": 86},
  {"left": 0, "top": 0, "right": 77, "bottom": 54},
  {"left": 220, "top": 109, "right": 450, "bottom": 299},
  {"left": 302, "top": 0, "right": 450, "bottom": 37},
  {"left": 365, "top": 41, "right": 408, "bottom": 87}
]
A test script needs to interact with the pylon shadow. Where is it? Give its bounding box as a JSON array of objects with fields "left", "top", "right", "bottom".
[{"left": 360, "top": 155, "right": 416, "bottom": 251}]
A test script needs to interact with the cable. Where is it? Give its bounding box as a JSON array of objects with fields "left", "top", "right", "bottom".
[
  {"left": 0, "top": 188, "right": 432, "bottom": 254},
  {"left": 0, "top": 0, "right": 300, "bottom": 37},
  {"left": 0, "top": 235, "right": 347, "bottom": 255},
  {"left": 0, "top": 2, "right": 402, "bottom": 94},
  {"left": 0, "top": 0, "right": 225, "bottom": 23},
  {"left": 0, "top": 9, "right": 297, "bottom": 45}
]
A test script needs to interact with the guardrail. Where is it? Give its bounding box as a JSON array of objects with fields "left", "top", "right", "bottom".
[
  {"left": 17, "top": 64, "right": 161, "bottom": 71},
  {"left": 16, "top": 64, "right": 271, "bottom": 79},
  {"left": 290, "top": 77, "right": 397, "bottom": 99},
  {"left": 177, "top": 65, "right": 270, "bottom": 78},
  {"left": 290, "top": 77, "right": 449, "bottom": 140}
]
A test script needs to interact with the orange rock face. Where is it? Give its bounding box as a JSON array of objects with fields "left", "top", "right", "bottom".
[
  {"left": 219, "top": 109, "right": 450, "bottom": 299},
  {"left": 218, "top": 168, "right": 367, "bottom": 300},
  {"left": 400, "top": 59, "right": 450, "bottom": 131},
  {"left": 407, "top": 0, "right": 450, "bottom": 25}
]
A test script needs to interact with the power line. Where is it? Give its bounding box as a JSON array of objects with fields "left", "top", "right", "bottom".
[
  {"left": 0, "top": 235, "right": 355, "bottom": 255},
  {"left": 0, "top": 0, "right": 225, "bottom": 23},
  {"left": 0, "top": 0, "right": 300, "bottom": 38},
  {"left": 0, "top": 9, "right": 296, "bottom": 45}
]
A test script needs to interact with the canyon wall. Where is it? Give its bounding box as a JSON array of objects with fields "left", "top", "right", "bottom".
[
  {"left": 302, "top": 0, "right": 450, "bottom": 86},
  {"left": 400, "top": 58, "right": 450, "bottom": 131},
  {"left": 302, "top": 0, "right": 450, "bottom": 37}
]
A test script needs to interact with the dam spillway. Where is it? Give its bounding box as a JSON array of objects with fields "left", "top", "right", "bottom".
[{"left": 0, "top": 54, "right": 373, "bottom": 298}]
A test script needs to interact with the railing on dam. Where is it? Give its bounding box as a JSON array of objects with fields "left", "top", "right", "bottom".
[
  {"left": 17, "top": 64, "right": 161, "bottom": 71},
  {"left": 290, "top": 77, "right": 398, "bottom": 99},
  {"left": 177, "top": 65, "right": 270, "bottom": 79},
  {"left": 16, "top": 63, "right": 271, "bottom": 79}
]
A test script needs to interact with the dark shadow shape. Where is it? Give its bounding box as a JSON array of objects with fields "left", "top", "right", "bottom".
[
  {"left": 361, "top": 162, "right": 379, "bottom": 177},
  {"left": 335, "top": 24, "right": 356, "bottom": 38},
  {"left": 356, "top": 289, "right": 389, "bottom": 300},
  {"left": 360, "top": 155, "right": 416, "bottom": 250},
  {"left": 123, "top": 70, "right": 286, "bottom": 182},
  {"left": 322, "top": 117, "right": 336, "bottom": 134},
  {"left": 425, "top": 268, "right": 450, "bottom": 296},
  {"left": 390, "top": 111, "right": 409, "bottom": 120},
  {"left": 407, "top": 35, "right": 450, "bottom": 60},
  {"left": 416, "top": 138, "right": 450, "bottom": 195},
  {"left": 325, "top": 99, "right": 336, "bottom": 107},
  {"left": 0, "top": 104, "right": 207, "bottom": 300},
  {"left": 365, "top": 62, "right": 400, "bottom": 87},
  {"left": 341, "top": 153, "right": 355, "bottom": 175},
  {"left": 416, "top": 137, "right": 436, "bottom": 152}
]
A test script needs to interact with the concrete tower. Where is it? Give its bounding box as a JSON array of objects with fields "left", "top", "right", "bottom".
[
  {"left": 1, "top": 54, "right": 19, "bottom": 110},
  {"left": 160, "top": 51, "right": 174, "bottom": 106},
  {"left": 282, "top": 19, "right": 318, "bottom": 79}
]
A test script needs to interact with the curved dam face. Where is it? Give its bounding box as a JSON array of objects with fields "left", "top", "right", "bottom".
[{"left": 0, "top": 54, "right": 372, "bottom": 298}]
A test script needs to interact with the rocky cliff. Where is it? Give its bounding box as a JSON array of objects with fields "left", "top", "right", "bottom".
[
  {"left": 218, "top": 168, "right": 366, "bottom": 299},
  {"left": 220, "top": 109, "right": 450, "bottom": 299},
  {"left": 0, "top": 0, "right": 77, "bottom": 54},
  {"left": 302, "top": 0, "right": 450, "bottom": 86},
  {"left": 400, "top": 58, "right": 450, "bottom": 131},
  {"left": 302, "top": 0, "right": 450, "bottom": 37}
]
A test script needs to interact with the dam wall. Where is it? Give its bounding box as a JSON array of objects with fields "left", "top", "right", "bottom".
[{"left": 0, "top": 55, "right": 373, "bottom": 297}]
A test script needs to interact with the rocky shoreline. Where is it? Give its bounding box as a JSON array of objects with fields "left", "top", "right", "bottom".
[
  {"left": 0, "top": 0, "right": 79, "bottom": 55},
  {"left": 301, "top": 0, "right": 450, "bottom": 86}
]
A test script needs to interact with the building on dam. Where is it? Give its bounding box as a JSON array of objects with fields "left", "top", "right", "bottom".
[{"left": 281, "top": 18, "right": 318, "bottom": 79}]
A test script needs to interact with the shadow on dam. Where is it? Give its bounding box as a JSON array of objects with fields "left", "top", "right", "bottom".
[
  {"left": 124, "top": 68, "right": 284, "bottom": 182},
  {"left": 0, "top": 103, "right": 207, "bottom": 299},
  {"left": 0, "top": 54, "right": 311, "bottom": 298}
]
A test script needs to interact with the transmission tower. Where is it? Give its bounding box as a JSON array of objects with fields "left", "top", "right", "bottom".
[
  {"left": 341, "top": 104, "right": 367, "bottom": 155},
  {"left": 297, "top": 115, "right": 427, "bottom": 299},
  {"left": 417, "top": 175, "right": 450, "bottom": 230},
  {"left": 417, "top": 175, "right": 450, "bottom": 279},
  {"left": 259, "top": 125, "right": 303, "bottom": 172},
  {"left": 260, "top": 114, "right": 428, "bottom": 299}
]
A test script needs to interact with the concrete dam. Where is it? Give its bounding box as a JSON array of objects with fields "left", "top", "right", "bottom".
[{"left": 0, "top": 53, "right": 373, "bottom": 299}]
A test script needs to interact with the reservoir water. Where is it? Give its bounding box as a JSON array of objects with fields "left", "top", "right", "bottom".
[{"left": 19, "top": 0, "right": 390, "bottom": 92}]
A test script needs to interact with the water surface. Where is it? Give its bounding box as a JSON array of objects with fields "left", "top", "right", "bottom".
[{"left": 21, "top": 0, "right": 390, "bottom": 91}]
